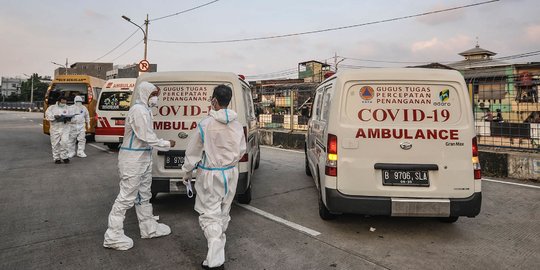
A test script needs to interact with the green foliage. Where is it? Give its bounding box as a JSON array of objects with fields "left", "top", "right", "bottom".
[{"left": 17, "top": 73, "right": 49, "bottom": 102}]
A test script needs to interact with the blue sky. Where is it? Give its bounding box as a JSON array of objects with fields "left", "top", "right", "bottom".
[{"left": 1, "top": 0, "right": 539, "bottom": 79}]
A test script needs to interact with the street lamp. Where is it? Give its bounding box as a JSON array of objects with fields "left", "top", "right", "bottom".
[
  {"left": 23, "top": 73, "right": 34, "bottom": 110},
  {"left": 122, "top": 14, "right": 149, "bottom": 61},
  {"left": 51, "top": 59, "right": 68, "bottom": 75}
]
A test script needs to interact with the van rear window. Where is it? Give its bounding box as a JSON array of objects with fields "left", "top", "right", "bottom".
[
  {"left": 99, "top": 91, "right": 132, "bottom": 111},
  {"left": 47, "top": 83, "right": 89, "bottom": 105},
  {"left": 343, "top": 83, "right": 462, "bottom": 126}
]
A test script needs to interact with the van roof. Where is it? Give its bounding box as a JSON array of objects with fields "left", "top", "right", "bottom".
[
  {"left": 323, "top": 68, "right": 464, "bottom": 84},
  {"left": 138, "top": 71, "right": 245, "bottom": 83}
]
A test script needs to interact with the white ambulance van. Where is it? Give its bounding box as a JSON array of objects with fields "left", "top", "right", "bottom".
[
  {"left": 305, "top": 68, "right": 481, "bottom": 222},
  {"left": 95, "top": 78, "right": 136, "bottom": 150},
  {"left": 133, "top": 71, "right": 260, "bottom": 204}
]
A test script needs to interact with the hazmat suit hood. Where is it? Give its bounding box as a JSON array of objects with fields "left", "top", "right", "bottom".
[
  {"left": 135, "top": 82, "right": 157, "bottom": 107},
  {"left": 209, "top": 109, "right": 238, "bottom": 124}
]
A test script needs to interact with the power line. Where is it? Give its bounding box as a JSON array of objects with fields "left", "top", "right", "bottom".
[
  {"left": 92, "top": 29, "right": 139, "bottom": 62},
  {"left": 149, "top": 0, "right": 499, "bottom": 44},
  {"left": 339, "top": 49, "right": 540, "bottom": 67},
  {"left": 112, "top": 40, "right": 144, "bottom": 62},
  {"left": 150, "top": 0, "right": 221, "bottom": 22},
  {"left": 340, "top": 56, "right": 453, "bottom": 64}
]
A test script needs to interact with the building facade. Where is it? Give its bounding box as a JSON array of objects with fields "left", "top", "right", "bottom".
[
  {"left": 105, "top": 63, "right": 158, "bottom": 80},
  {"left": 54, "top": 62, "right": 113, "bottom": 80},
  {"left": 1, "top": 77, "right": 24, "bottom": 98}
]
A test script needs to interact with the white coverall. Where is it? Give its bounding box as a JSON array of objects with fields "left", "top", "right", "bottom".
[
  {"left": 103, "top": 82, "right": 172, "bottom": 251},
  {"left": 68, "top": 96, "right": 90, "bottom": 158},
  {"left": 182, "top": 109, "right": 246, "bottom": 268},
  {"left": 44, "top": 103, "right": 71, "bottom": 161}
]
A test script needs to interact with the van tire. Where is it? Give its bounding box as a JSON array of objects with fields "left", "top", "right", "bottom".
[
  {"left": 86, "top": 134, "right": 95, "bottom": 142},
  {"left": 318, "top": 176, "right": 336, "bottom": 220},
  {"left": 254, "top": 147, "right": 261, "bottom": 170},
  {"left": 150, "top": 192, "right": 158, "bottom": 202},
  {"left": 439, "top": 216, "right": 459, "bottom": 223},
  {"left": 305, "top": 157, "right": 312, "bottom": 176},
  {"left": 237, "top": 184, "right": 252, "bottom": 204},
  {"left": 105, "top": 143, "right": 120, "bottom": 150},
  {"left": 304, "top": 146, "right": 312, "bottom": 176}
]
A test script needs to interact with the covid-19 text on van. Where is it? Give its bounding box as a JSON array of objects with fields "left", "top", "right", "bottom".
[
  {"left": 305, "top": 68, "right": 481, "bottom": 222},
  {"left": 132, "top": 71, "right": 260, "bottom": 204},
  {"left": 95, "top": 78, "right": 136, "bottom": 150},
  {"left": 43, "top": 75, "right": 105, "bottom": 137}
]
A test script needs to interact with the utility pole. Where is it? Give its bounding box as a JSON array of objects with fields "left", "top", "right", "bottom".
[
  {"left": 23, "top": 73, "right": 34, "bottom": 110},
  {"left": 334, "top": 52, "right": 345, "bottom": 72},
  {"left": 144, "top": 14, "right": 149, "bottom": 61}
]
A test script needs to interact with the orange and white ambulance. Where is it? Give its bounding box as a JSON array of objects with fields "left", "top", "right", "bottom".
[
  {"left": 305, "top": 68, "right": 481, "bottom": 222},
  {"left": 95, "top": 78, "right": 136, "bottom": 150}
]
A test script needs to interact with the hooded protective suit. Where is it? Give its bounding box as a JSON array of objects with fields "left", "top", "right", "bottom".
[
  {"left": 45, "top": 102, "right": 71, "bottom": 161},
  {"left": 182, "top": 108, "right": 246, "bottom": 268},
  {"left": 68, "top": 96, "right": 90, "bottom": 158},
  {"left": 103, "top": 82, "right": 172, "bottom": 251}
]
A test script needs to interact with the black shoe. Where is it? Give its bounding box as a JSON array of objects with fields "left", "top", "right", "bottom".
[
  {"left": 63, "top": 159, "right": 70, "bottom": 164},
  {"left": 201, "top": 261, "right": 224, "bottom": 270},
  {"left": 55, "top": 160, "right": 62, "bottom": 164}
]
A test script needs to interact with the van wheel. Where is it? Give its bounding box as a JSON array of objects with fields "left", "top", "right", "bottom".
[
  {"left": 305, "top": 156, "right": 312, "bottom": 176},
  {"left": 86, "top": 134, "right": 95, "bottom": 142},
  {"left": 237, "top": 184, "right": 252, "bottom": 204},
  {"left": 150, "top": 192, "right": 158, "bottom": 203},
  {"left": 439, "top": 216, "right": 459, "bottom": 223},
  {"left": 105, "top": 143, "right": 119, "bottom": 150},
  {"left": 254, "top": 147, "right": 261, "bottom": 170}
]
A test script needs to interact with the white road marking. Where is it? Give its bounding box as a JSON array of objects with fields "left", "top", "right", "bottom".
[
  {"left": 88, "top": 143, "right": 113, "bottom": 154},
  {"left": 261, "top": 145, "right": 303, "bottom": 154},
  {"left": 236, "top": 203, "right": 321, "bottom": 237},
  {"left": 483, "top": 178, "right": 540, "bottom": 189},
  {"left": 39, "top": 124, "right": 43, "bottom": 127}
]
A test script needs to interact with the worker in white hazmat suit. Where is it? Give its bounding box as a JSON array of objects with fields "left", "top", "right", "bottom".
[
  {"left": 44, "top": 95, "right": 72, "bottom": 164},
  {"left": 103, "top": 82, "right": 176, "bottom": 251},
  {"left": 68, "top": 95, "right": 90, "bottom": 158},
  {"left": 181, "top": 85, "right": 246, "bottom": 269}
]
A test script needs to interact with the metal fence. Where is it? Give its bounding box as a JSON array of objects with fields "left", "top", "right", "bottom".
[
  {"left": 253, "top": 81, "right": 316, "bottom": 131},
  {"left": 0, "top": 101, "right": 44, "bottom": 112},
  {"left": 468, "top": 68, "right": 540, "bottom": 150}
]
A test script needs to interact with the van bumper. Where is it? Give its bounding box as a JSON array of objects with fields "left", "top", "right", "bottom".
[
  {"left": 152, "top": 172, "right": 249, "bottom": 195},
  {"left": 325, "top": 188, "right": 482, "bottom": 218}
]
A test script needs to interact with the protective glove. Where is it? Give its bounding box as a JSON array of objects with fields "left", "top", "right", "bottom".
[{"left": 182, "top": 169, "right": 194, "bottom": 198}]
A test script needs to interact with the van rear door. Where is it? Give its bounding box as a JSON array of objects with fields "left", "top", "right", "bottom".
[
  {"left": 151, "top": 82, "right": 236, "bottom": 175},
  {"left": 337, "top": 77, "right": 475, "bottom": 199}
]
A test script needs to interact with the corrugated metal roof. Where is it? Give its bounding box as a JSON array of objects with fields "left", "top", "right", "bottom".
[{"left": 458, "top": 45, "right": 497, "bottom": 56}]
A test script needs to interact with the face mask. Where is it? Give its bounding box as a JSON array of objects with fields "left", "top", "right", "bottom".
[
  {"left": 76, "top": 102, "right": 82, "bottom": 105},
  {"left": 58, "top": 103, "right": 66, "bottom": 108},
  {"left": 148, "top": 96, "right": 158, "bottom": 107}
]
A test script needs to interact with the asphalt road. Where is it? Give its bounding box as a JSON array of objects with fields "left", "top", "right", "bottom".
[{"left": 1, "top": 110, "right": 539, "bottom": 270}]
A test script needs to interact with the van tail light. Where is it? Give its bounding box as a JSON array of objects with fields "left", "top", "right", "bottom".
[
  {"left": 87, "top": 85, "right": 93, "bottom": 103},
  {"left": 240, "top": 126, "right": 248, "bottom": 162},
  {"left": 472, "top": 137, "right": 482, "bottom": 180},
  {"left": 325, "top": 134, "right": 338, "bottom": 176}
]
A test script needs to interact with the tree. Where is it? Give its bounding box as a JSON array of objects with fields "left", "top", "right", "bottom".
[{"left": 19, "top": 73, "right": 49, "bottom": 102}]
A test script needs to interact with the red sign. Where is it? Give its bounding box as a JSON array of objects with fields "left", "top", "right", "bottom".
[{"left": 138, "top": 60, "right": 150, "bottom": 72}]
